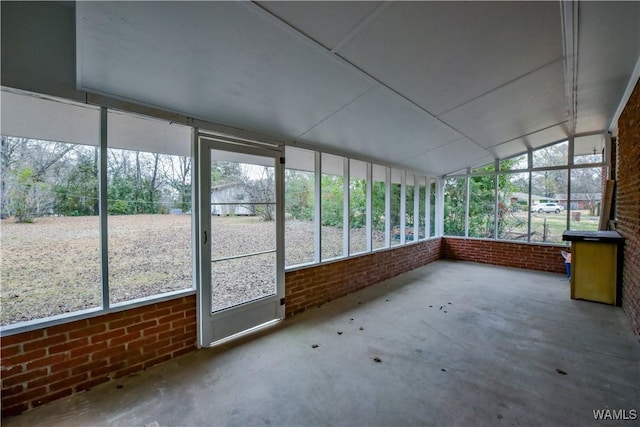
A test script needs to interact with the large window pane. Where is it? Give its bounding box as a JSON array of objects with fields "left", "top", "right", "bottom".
[
  {"left": 321, "top": 153, "right": 344, "bottom": 261},
  {"left": 569, "top": 167, "right": 604, "bottom": 231},
  {"left": 530, "top": 170, "right": 567, "bottom": 243},
  {"left": 444, "top": 177, "right": 466, "bottom": 236},
  {"left": 498, "top": 172, "right": 530, "bottom": 240},
  {"left": 500, "top": 153, "right": 527, "bottom": 171},
  {"left": 1, "top": 90, "right": 101, "bottom": 325},
  {"left": 390, "top": 169, "right": 402, "bottom": 246},
  {"left": 405, "top": 174, "right": 415, "bottom": 242},
  {"left": 372, "top": 164, "right": 387, "bottom": 250},
  {"left": 107, "top": 111, "right": 192, "bottom": 304},
  {"left": 417, "top": 177, "right": 426, "bottom": 240},
  {"left": 469, "top": 173, "right": 496, "bottom": 238},
  {"left": 533, "top": 141, "right": 568, "bottom": 168},
  {"left": 429, "top": 181, "right": 436, "bottom": 237},
  {"left": 574, "top": 135, "right": 605, "bottom": 165},
  {"left": 349, "top": 159, "right": 367, "bottom": 255},
  {"left": 285, "top": 147, "right": 315, "bottom": 267}
]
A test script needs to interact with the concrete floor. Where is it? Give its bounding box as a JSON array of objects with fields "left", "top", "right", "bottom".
[{"left": 5, "top": 260, "right": 639, "bottom": 427}]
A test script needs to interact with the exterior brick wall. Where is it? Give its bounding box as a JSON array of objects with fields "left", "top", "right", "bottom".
[
  {"left": 0, "top": 295, "right": 197, "bottom": 418},
  {"left": 442, "top": 237, "right": 566, "bottom": 275},
  {"left": 285, "top": 238, "right": 442, "bottom": 317},
  {"left": 616, "top": 79, "right": 640, "bottom": 335}
]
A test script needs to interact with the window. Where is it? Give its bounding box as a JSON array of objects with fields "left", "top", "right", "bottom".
[
  {"left": 429, "top": 181, "right": 436, "bottom": 237},
  {"left": 530, "top": 170, "right": 567, "bottom": 243},
  {"left": 569, "top": 167, "right": 604, "bottom": 231},
  {"left": 390, "top": 169, "right": 403, "bottom": 246},
  {"left": 107, "top": 111, "right": 192, "bottom": 305},
  {"left": 497, "top": 172, "right": 530, "bottom": 240},
  {"left": 372, "top": 164, "right": 387, "bottom": 250},
  {"left": 405, "top": 173, "right": 415, "bottom": 242},
  {"left": 444, "top": 177, "right": 466, "bottom": 236},
  {"left": 468, "top": 173, "right": 496, "bottom": 238},
  {"left": 285, "top": 147, "right": 316, "bottom": 267},
  {"left": 321, "top": 153, "right": 345, "bottom": 261},
  {"left": 349, "top": 159, "right": 367, "bottom": 255},
  {"left": 533, "top": 141, "right": 568, "bottom": 168},
  {"left": 417, "top": 176, "right": 426, "bottom": 240},
  {"left": 574, "top": 135, "right": 605, "bottom": 165},
  {"left": 1, "top": 90, "right": 101, "bottom": 325},
  {"left": 500, "top": 154, "right": 527, "bottom": 171}
]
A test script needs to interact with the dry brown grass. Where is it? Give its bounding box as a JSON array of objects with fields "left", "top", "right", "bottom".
[{"left": 1, "top": 214, "right": 377, "bottom": 325}]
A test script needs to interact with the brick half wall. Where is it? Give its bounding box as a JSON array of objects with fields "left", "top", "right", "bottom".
[
  {"left": 285, "top": 238, "right": 442, "bottom": 317},
  {"left": 0, "top": 295, "right": 197, "bottom": 418},
  {"left": 442, "top": 237, "right": 566, "bottom": 275},
  {"left": 617, "top": 79, "right": 640, "bottom": 335}
]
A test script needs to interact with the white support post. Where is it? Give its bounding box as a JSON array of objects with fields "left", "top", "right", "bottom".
[
  {"left": 414, "top": 175, "right": 420, "bottom": 241},
  {"left": 400, "top": 171, "right": 406, "bottom": 245},
  {"left": 343, "top": 157, "right": 350, "bottom": 257},
  {"left": 314, "top": 152, "right": 321, "bottom": 263},
  {"left": 385, "top": 167, "right": 391, "bottom": 248},
  {"left": 366, "top": 162, "right": 372, "bottom": 252}
]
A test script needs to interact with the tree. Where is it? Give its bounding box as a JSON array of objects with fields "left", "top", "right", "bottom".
[
  {"left": 285, "top": 169, "right": 313, "bottom": 221},
  {"left": 55, "top": 146, "right": 99, "bottom": 216}
]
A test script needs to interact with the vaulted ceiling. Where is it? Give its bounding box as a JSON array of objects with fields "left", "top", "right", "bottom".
[{"left": 76, "top": 1, "right": 640, "bottom": 176}]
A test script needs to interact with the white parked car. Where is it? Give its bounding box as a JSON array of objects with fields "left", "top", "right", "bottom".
[{"left": 531, "top": 203, "right": 565, "bottom": 213}]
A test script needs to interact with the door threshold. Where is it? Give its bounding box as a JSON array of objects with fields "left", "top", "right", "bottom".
[{"left": 206, "top": 318, "right": 283, "bottom": 348}]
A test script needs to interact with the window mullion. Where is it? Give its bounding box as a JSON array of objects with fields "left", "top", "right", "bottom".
[{"left": 99, "top": 107, "right": 110, "bottom": 310}]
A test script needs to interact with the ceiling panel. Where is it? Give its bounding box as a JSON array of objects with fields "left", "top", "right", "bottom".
[
  {"left": 438, "top": 61, "right": 568, "bottom": 149},
  {"left": 337, "top": 1, "right": 563, "bottom": 116},
  {"left": 256, "top": 1, "right": 381, "bottom": 50},
  {"left": 486, "top": 123, "right": 568, "bottom": 159},
  {"left": 574, "top": 1, "right": 640, "bottom": 133},
  {"left": 298, "top": 87, "right": 463, "bottom": 166},
  {"left": 70, "top": 1, "right": 640, "bottom": 177},
  {"left": 76, "top": 1, "right": 374, "bottom": 140},
  {"left": 403, "top": 138, "right": 493, "bottom": 176}
]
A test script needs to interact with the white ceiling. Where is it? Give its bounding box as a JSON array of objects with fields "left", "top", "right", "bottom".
[{"left": 76, "top": 1, "right": 640, "bottom": 176}]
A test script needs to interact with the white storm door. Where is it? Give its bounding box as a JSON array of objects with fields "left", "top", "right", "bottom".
[{"left": 197, "top": 135, "right": 284, "bottom": 347}]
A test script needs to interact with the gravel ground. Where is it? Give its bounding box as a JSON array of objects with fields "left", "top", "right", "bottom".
[{"left": 1, "top": 215, "right": 383, "bottom": 325}]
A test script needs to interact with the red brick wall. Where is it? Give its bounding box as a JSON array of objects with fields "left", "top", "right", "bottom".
[
  {"left": 442, "top": 237, "right": 566, "bottom": 274},
  {"left": 616, "top": 79, "right": 640, "bottom": 335},
  {"left": 0, "top": 295, "right": 197, "bottom": 418},
  {"left": 285, "top": 239, "right": 442, "bottom": 316}
]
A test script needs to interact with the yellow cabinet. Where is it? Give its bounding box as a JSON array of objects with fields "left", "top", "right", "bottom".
[{"left": 562, "top": 231, "right": 624, "bottom": 306}]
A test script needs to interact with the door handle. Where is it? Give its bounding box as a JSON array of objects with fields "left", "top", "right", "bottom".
[{"left": 204, "top": 230, "right": 208, "bottom": 245}]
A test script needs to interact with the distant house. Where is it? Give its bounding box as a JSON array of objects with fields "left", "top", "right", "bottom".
[
  {"left": 555, "top": 193, "right": 601, "bottom": 211},
  {"left": 210, "top": 182, "right": 252, "bottom": 216},
  {"left": 502, "top": 192, "right": 548, "bottom": 210}
]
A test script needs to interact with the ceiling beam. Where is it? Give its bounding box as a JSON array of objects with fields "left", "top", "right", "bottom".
[{"left": 561, "top": 0, "right": 579, "bottom": 136}]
